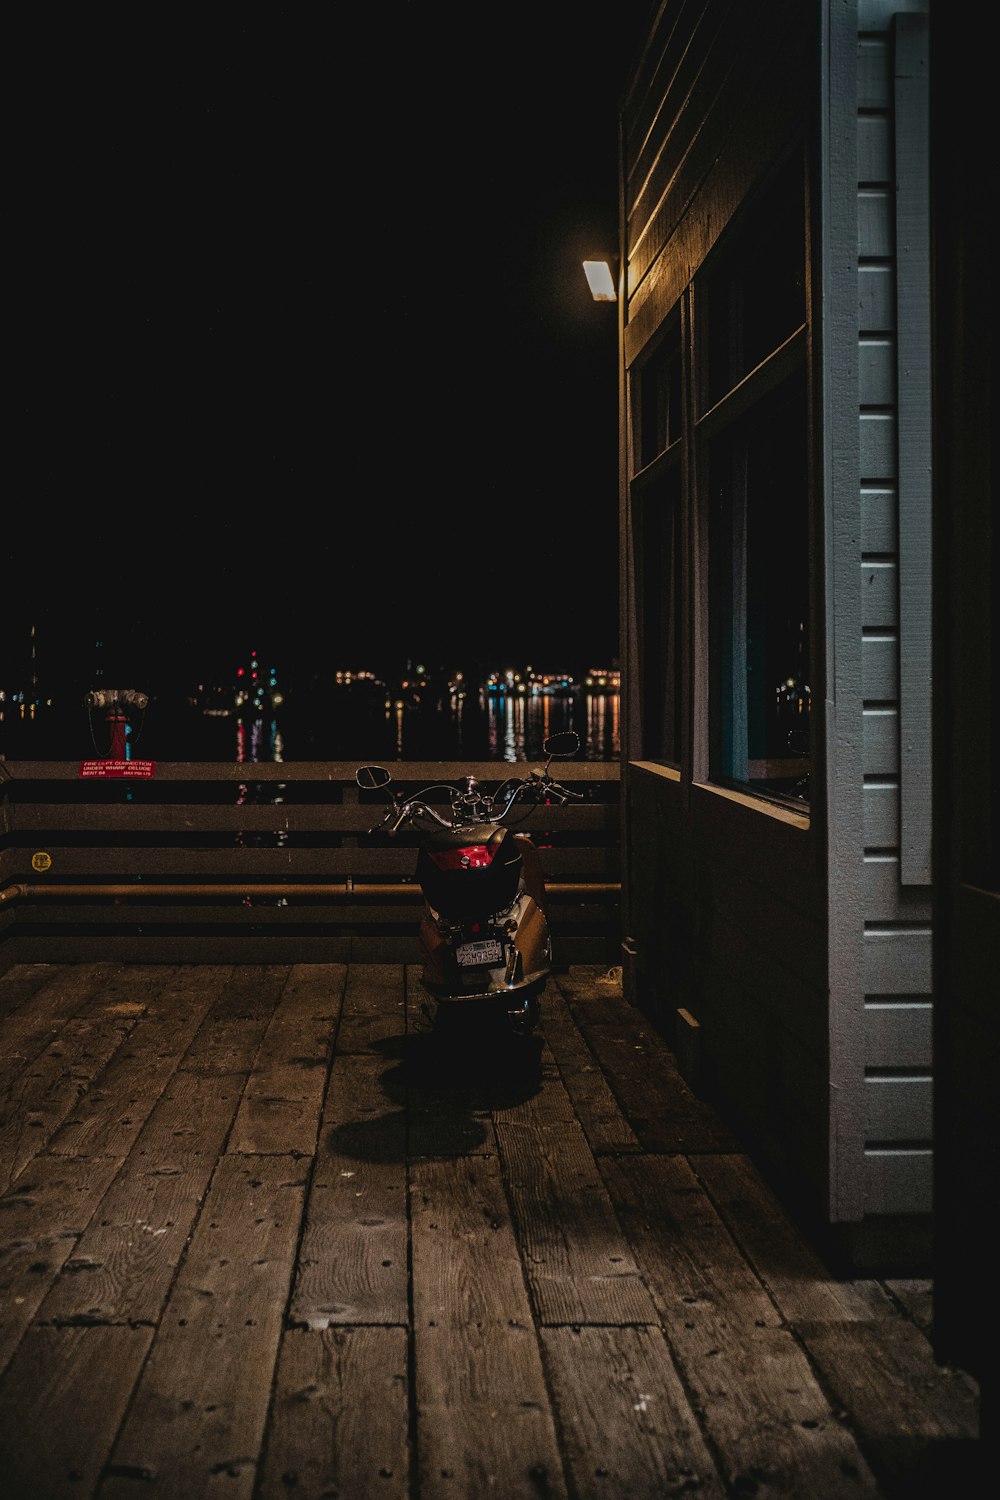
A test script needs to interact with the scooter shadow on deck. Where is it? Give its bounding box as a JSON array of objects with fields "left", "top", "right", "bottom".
[{"left": 323, "top": 1013, "right": 544, "bottom": 1164}]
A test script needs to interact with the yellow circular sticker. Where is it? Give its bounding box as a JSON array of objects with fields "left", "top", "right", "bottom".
[{"left": 31, "top": 852, "right": 52, "bottom": 872}]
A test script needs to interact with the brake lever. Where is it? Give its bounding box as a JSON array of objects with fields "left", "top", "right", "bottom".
[
  {"left": 366, "top": 798, "right": 405, "bottom": 836},
  {"left": 388, "top": 804, "right": 411, "bottom": 836}
]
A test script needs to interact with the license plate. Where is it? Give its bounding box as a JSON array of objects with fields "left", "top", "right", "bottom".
[{"left": 456, "top": 937, "right": 504, "bottom": 967}]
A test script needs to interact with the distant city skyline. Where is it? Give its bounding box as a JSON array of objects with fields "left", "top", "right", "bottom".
[
  {"left": 1, "top": 614, "right": 620, "bottom": 709},
  {"left": 1, "top": 625, "right": 622, "bottom": 765}
]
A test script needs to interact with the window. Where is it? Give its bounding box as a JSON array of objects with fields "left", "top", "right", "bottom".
[
  {"left": 636, "top": 469, "right": 683, "bottom": 762},
  {"left": 625, "top": 146, "right": 812, "bottom": 802},
  {"left": 632, "top": 321, "right": 684, "bottom": 763},
  {"left": 700, "top": 149, "right": 811, "bottom": 806},
  {"left": 704, "top": 154, "right": 806, "bottom": 407},
  {"left": 707, "top": 377, "right": 810, "bottom": 800},
  {"left": 639, "top": 337, "right": 683, "bottom": 469}
]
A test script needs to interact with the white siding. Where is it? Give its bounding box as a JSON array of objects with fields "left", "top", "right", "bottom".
[{"left": 855, "top": 2, "right": 932, "bottom": 1216}]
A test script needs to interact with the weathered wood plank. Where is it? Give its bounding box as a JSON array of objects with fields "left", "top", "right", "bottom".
[
  {"left": 0, "top": 959, "right": 979, "bottom": 1494},
  {"left": 2, "top": 935, "right": 359, "bottom": 968},
  {"left": 36, "top": 1156, "right": 222, "bottom": 1328},
  {"left": 228, "top": 964, "right": 345, "bottom": 1156},
  {"left": 0, "top": 1002, "right": 143, "bottom": 1192},
  {"left": 536, "top": 981, "right": 641, "bottom": 1155},
  {"left": 0, "top": 1153, "right": 125, "bottom": 1376},
  {"left": 794, "top": 1319, "right": 982, "bottom": 1495},
  {"left": 0, "top": 1324, "right": 153, "bottom": 1498},
  {"left": 540, "top": 1325, "right": 726, "bottom": 1499},
  {"left": 410, "top": 1155, "right": 569, "bottom": 1499},
  {"left": 0, "top": 961, "right": 91, "bottom": 1023},
  {"left": 496, "top": 1116, "right": 658, "bottom": 1326},
  {"left": 101, "top": 1153, "right": 307, "bottom": 1500},
  {"left": 0, "top": 960, "right": 111, "bottom": 1044},
  {"left": 334, "top": 962, "right": 406, "bottom": 1056},
  {"left": 404, "top": 965, "right": 499, "bottom": 1159},
  {"left": 690, "top": 1153, "right": 897, "bottom": 1321},
  {"left": 488, "top": 1033, "right": 576, "bottom": 1131},
  {"left": 1, "top": 1061, "right": 251, "bottom": 1374},
  {"left": 176, "top": 964, "right": 291, "bottom": 1074},
  {"left": 188, "top": 962, "right": 291, "bottom": 1023},
  {"left": 599, "top": 1155, "right": 885, "bottom": 1496},
  {"left": 123, "top": 1067, "right": 248, "bottom": 1160},
  {"left": 415, "top": 1317, "right": 573, "bottom": 1500},
  {"left": 411, "top": 1155, "right": 538, "bottom": 1324},
  {"left": 290, "top": 1054, "right": 408, "bottom": 1328},
  {"left": 552, "top": 970, "right": 740, "bottom": 1153},
  {"left": 0, "top": 962, "right": 128, "bottom": 1091},
  {"left": 258, "top": 1326, "right": 410, "bottom": 1500},
  {"left": 601, "top": 1153, "right": 782, "bottom": 1325},
  {"left": 46, "top": 966, "right": 229, "bottom": 1158},
  {"left": 883, "top": 1278, "right": 932, "bottom": 1333}
]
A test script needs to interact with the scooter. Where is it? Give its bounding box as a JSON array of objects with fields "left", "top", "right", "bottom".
[{"left": 356, "top": 731, "right": 581, "bottom": 1037}]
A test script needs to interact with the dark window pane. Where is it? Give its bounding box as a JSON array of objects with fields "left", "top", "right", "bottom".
[
  {"left": 708, "top": 376, "right": 810, "bottom": 802},
  {"left": 639, "top": 334, "right": 682, "bottom": 467},
  {"left": 705, "top": 154, "right": 806, "bottom": 407},
  {"left": 638, "top": 469, "right": 683, "bottom": 761}
]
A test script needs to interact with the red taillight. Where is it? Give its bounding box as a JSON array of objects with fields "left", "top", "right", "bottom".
[{"left": 428, "top": 844, "right": 493, "bottom": 871}]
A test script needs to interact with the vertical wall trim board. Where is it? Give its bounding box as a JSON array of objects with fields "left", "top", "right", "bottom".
[
  {"left": 863, "top": 1146, "right": 932, "bottom": 1215},
  {"left": 893, "top": 12, "right": 933, "bottom": 886},
  {"left": 821, "top": 0, "right": 865, "bottom": 1222}
]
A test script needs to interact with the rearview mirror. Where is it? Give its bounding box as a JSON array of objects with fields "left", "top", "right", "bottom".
[
  {"left": 356, "top": 765, "right": 392, "bottom": 790},
  {"left": 542, "top": 731, "right": 579, "bottom": 758}
]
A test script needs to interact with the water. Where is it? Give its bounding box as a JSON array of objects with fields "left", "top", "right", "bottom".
[
  {"left": 3, "top": 687, "right": 621, "bottom": 765},
  {"left": 196, "top": 687, "right": 621, "bottom": 764}
]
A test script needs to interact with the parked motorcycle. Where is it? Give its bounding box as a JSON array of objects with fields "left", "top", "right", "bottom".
[{"left": 356, "top": 731, "right": 582, "bottom": 1037}]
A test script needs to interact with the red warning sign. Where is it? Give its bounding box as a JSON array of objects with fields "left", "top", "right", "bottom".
[{"left": 80, "top": 760, "right": 156, "bottom": 779}]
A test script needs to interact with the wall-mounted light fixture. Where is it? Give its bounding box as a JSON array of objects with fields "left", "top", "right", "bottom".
[{"left": 582, "top": 259, "right": 617, "bottom": 302}]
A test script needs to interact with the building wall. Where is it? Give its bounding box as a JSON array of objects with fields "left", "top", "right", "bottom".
[
  {"left": 855, "top": 2, "right": 933, "bottom": 1229},
  {"left": 620, "top": 0, "right": 935, "bottom": 1257},
  {"left": 620, "top": 0, "right": 830, "bottom": 1228}
]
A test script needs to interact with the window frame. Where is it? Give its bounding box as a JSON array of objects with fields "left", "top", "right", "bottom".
[
  {"left": 629, "top": 310, "right": 687, "bottom": 769},
  {"left": 692, "top": 144, "right": 816, "bottom": 817}
]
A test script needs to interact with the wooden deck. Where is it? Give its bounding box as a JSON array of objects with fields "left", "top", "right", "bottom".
[{"left": 0, "top": 961, "right": 983, "bottom": 1499}]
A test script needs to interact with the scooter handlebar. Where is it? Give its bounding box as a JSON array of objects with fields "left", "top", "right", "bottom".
[
  {"left": 386, "top": 799, "right": 455, "bottom": 835},
  {"left": 368, "top": 776, "right": 582, "bottom": 835}
]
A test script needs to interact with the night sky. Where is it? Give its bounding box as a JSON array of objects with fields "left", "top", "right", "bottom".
[{"left": 10, "top": 6, "right": 655, "bottom": 697}]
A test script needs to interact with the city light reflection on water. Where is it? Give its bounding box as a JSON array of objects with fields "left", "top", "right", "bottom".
[
  {"left": 2, "top": 689, "right": 620, "bottom": 765},
  {"left": 226, "top": 690, "right": 620, "bottom": 764}
]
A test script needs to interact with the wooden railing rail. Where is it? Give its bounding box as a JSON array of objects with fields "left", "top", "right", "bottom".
[{"left": 0, "top": 760, "right": 621, "bottom": 966}]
